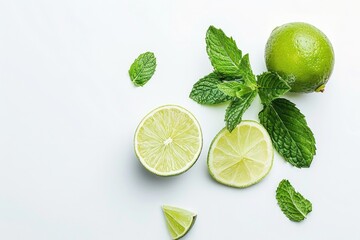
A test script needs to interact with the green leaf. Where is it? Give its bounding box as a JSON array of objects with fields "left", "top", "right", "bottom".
[
  {"left": 238, "top": 54, "right": 257, "bottom": 88},
  {"left": 189, "top": 73, "right": 232, "bottom": 104},
  {"left": 257, "top": 72, "right": 291, "bottom": 105},
  {"left": 217, "top": 81, "right": 250, "bottom": 98},
  {"left": 258, "top": 98, "right": 316, "bottom": 168},
  {"left": 205, "top": 26, "right": 257, "bottom": 91},
  {"left": 276, "top": 179, "right": 312, "bottom": 222},
  {"left": 128, "top": 52, "right": 156, "bottom": 87},
  {"left": 206, "top": 26, "right": 242, "bottom": 76},
  {"left": 225, "top": 91, "right": 257, "bottom": 132}
]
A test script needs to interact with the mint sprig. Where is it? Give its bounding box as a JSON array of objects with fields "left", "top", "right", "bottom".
[
  {"left": 276, "top": 179, "right": 312, "bottom": 222},
  {"left": 129, "top": 52, "right": 156, "bottom": 87},
  {"left": 189, "top": 25, "right": 316, "bottom": 168}
]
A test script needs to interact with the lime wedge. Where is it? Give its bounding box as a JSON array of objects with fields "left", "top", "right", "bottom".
[
  {"left": 134, "top": 105, "right": 202, "bottom": 176},
  {"left": 162, "top": 205, "right": 197, "bottom": 239},
  {"left": 208, "top": 120, "right": 274, "bottom": 188}
]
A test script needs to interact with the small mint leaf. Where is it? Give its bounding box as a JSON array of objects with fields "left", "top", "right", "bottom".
[
  {"left": 190, "top": 73, "right": 232, "bottom": 105},
  {"left": 128, "top": 52, "right": 156, "bottom": 87},
  {"left": 225, "top": 90, "right": 257, "bottom": 132},
  {"left": 276, "top": 179, "right": 312, "bottom": 222},
  {"left": 257, "top": 72, "right": 291, "bottom": 104},
  {"left": 238, "top": 54, "right": 257, "bottom": 88},
  {"left": 259, "top": 98, "right": 316, "bottom": 168}
]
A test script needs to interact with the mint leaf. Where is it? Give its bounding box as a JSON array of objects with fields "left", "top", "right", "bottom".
[
  {"left": 217, "top": 81, "right": 251, "bottom": 98},
  {"left": 238, "top": 54, "right": 257, "bottom": 88},
  {"left": 225, "top": 91, "right": 257, "bottom": 132},
  {"left": 190, "top": 73, "right": 232, "bottom": 104},
  {"left": 257, "top": 72, "right": 291, "bottom": 105},
  {"left": 206, "top": 26, "right": 242, "bottom": 76},
  {"left": 276, "top": 179, "right": 312, "bottom": 222},
  {"left": 129, "top": 52, "right": 156, "bottom": 87},
  {"left": 259, "top": 98, "right": 316, "bottom": 168},
  {"left": 205, "top": 26, "right": 257, "bottom": 90}
]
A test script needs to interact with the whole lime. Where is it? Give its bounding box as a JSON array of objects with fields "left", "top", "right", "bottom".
[{"left": 265, "top": 22, "right": 335, "bottom": 93}]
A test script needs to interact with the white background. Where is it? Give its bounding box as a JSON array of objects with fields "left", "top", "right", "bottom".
[{"left": 1, "top": 0, "right": 360, "bottom": 239}]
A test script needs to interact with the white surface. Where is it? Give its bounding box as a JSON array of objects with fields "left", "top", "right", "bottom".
[{"left": 0, "top": 0, "right": 359, "bottom": 239}]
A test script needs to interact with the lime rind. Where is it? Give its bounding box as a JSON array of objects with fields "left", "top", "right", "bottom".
[
  {"left": 207, "top": 120, "right": 274, "bottom": 188},
  {"left": 265, "top": 22, "right": 334, "bottom": 93},
  {"left": 162, "top": 205, "right": 197, "bottom": 239},
  {"left": 134, "top": 105, "right": 203, "bottom": 177}
]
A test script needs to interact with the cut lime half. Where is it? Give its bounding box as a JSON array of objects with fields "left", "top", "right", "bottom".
[
  {"left": 134, "top": 105, "right": 202, "bottom": 176},
  {"left": 208, "top": 120, "right": 274, "bottom": 188},
  {"left": 162, "top": 205, "right": 197, "bottom": 239}
]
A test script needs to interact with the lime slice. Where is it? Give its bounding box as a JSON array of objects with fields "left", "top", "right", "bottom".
[
  {"left": 208, "top": 120, "right": 273, "bottom": 188},
  {"left": 162, "top": 205, "right": 197, "bottom": 239},
  {"left": 134, "top": 105, "right": 202, "bottom": 176}
]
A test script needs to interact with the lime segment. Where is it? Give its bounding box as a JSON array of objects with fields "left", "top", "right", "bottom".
[
  {"left": 134, "top": 105, "right": 202, "bottom": 176},
  {"left": 208, "top": 120, "right": 273, "bottom": 188},
  {"left": 162, "top": 205, "right": 197, "bottom": 239}
]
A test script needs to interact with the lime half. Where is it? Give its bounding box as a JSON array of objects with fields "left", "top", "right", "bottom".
[
  {"left": 134, "top": 105, "right": 202, "bottom": 176},
  {"left": 208, "top": 120, "right": 273, "bottom": 188},
  {"left": 162, "top": 205, "right": 197, "bottom": 239}
]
